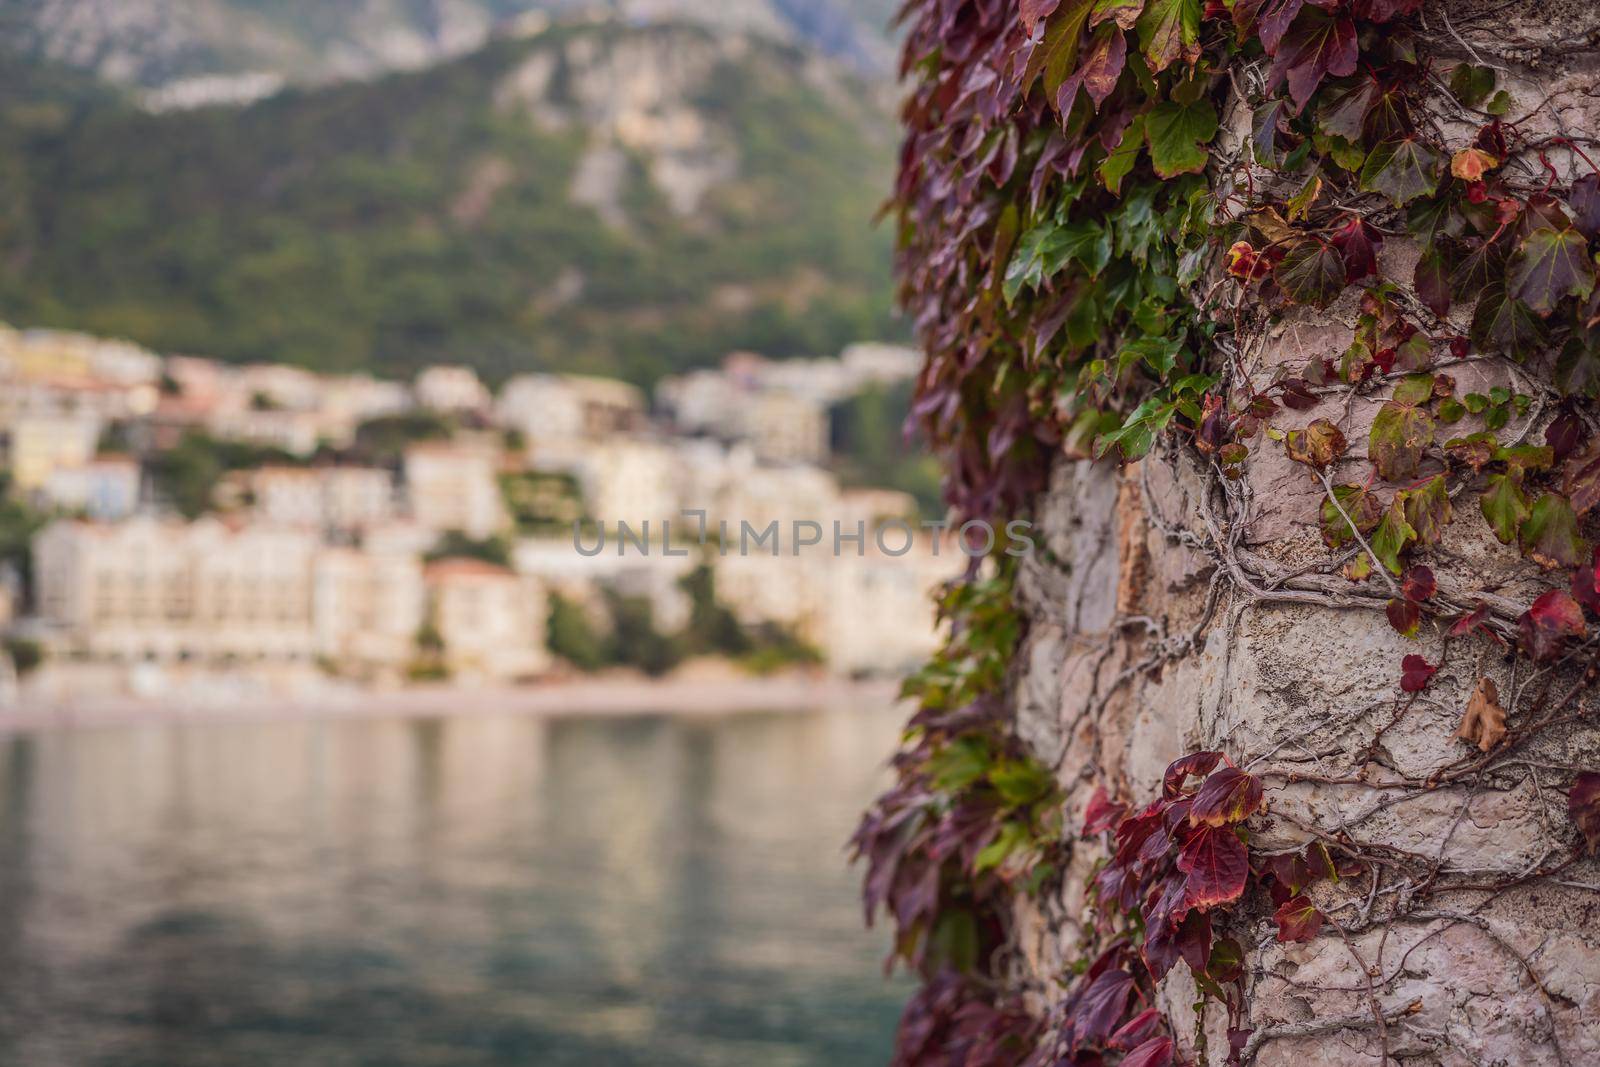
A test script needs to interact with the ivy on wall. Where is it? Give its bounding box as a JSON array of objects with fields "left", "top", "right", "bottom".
[{"left": 858, "top": 0, "right": 1600, "bottom": 1063}]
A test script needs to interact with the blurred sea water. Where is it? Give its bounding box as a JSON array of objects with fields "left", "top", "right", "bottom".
[{"left": 0, "top": 703, "right": 910, "bottom": 1066}]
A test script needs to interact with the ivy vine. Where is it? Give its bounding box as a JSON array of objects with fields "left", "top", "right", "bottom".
[{"left": 859, "top": 0, "right": 1600, "bottom": 1064}]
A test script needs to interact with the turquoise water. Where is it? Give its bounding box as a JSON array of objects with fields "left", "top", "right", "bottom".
[{"left": 0, "top": 704, "right": 910, "bottom": 1066}]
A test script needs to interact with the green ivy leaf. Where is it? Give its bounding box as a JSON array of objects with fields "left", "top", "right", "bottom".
[
  {"left": 1449, "top": 240, "right": 1505, "bottom": 302},
  {"left": 1508, "top": 227, "right": 1597, "bottom": 315},
  {"left": 1030, "top": 0, "right": 1096, "bottom": 98},
  {"left": 1448, "top": 63, "right": 1496, "bottom": 108},
  {"left": 1370, "top": 498, "right": 1418, "bottom": 575},
  {"left": 1321, "top": 483, "right": 1381, "bottom": 548},
  {"left": 1135, "top": 0, "right": 1200, "bottom": 73},
  {"left": 928, "top": 736, "right": 992, "bottom": 791},
  {"left": 1315, "top": 76, "right": 1376, "bottom": 142},
  {"left": 1481, "top": 472, "right": 1530, "bottom": 544},
  {"left": 1369, "top": 397, "right": 1434, "bottom": 481},
  {"left": 1286, "top": 418, "right": 1347, "bottom": 469},
  {"left": 1252, "top": 98, "right": 1290, "bottom": 167},
  {"left": 990, "top": 760, "right": 1055, "bottom": 807},
  {"left": 1099, "top": 114, "right": 1146, "bottom": 194},
  {"left": 1401, "top": 474, "right": 1453, "bottom": 546},
  {"left": 1470, "top": 282, "right": 1546, "bottom": 359},
  {"left": 1097, "top": 394, "right": 1177, "bottom": 459},
  {"left": 1406, "top": 196, "right": 1461, "bottom": 246},
  {"left": 1359, "top": 136, "right": 1443, "bottom": 208},
  {"left": 1145, "top": 98, "right": 1218, "bottom": 178},
  {"left": 1392, "top": 373, "right": 1436, "bottom": 406},
  {"left": 1003, "top": 220, "right": 1113, "bottom": 303},
  {"left": 1274, "top": 239, "right": 1346, "bottom": 308},
  {"left": 1520, "top": 493, "right": 1587, "bottom": 569},
  {"left": 1117, "top": 335, "right": 1185, "bottom": 377},
  {"left": 1089, "top": 0, "right": 1146, "bottom": 29}
]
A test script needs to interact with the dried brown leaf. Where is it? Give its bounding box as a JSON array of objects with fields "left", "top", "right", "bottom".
[{"left": 1455, "top": 676, "right": 1507, "bottom": 753}]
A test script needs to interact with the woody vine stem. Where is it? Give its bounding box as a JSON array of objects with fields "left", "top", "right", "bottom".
[{"left": 852, "top": 1, "right": 1600, "bottom": 1065}]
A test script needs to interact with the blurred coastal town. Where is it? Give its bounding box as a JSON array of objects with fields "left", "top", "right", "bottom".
[{"left": 0, "top": 324, "right": 957, "bottom": 709}]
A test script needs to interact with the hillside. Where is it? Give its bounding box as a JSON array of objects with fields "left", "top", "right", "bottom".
[
  {"left": 0, "top": 20, "right": 901, "bottom": 385},
  {"left": 0, "top": 0, "right": 901, "bottom": 104}
]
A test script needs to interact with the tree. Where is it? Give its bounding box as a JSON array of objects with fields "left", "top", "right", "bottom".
[
  {"left": 424, "top": 532, "right": 512, "bottom": 569},
  {"left": 854, "top": 3, "right": 1600, "bottom": 1065},
  {"left": 546, "top": 593, "right": 609, "bottom": 673}
]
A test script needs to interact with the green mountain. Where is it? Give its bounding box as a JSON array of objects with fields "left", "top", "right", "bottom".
[{"left": 0, "top": 20, "right": 900, "bottom": 385}]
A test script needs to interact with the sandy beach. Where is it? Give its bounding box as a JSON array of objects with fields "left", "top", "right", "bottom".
[{"left": 0, "top": 670, "right": 908, "bottom": 734}]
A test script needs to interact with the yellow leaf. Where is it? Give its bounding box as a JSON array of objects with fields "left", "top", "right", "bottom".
[{"left": 1450, "top": 148, "right": 1498, "bottom": 182}]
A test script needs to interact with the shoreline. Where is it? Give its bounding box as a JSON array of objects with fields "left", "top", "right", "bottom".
[{"left": 0, "top": 672, "right": 909, "bottom": 735}]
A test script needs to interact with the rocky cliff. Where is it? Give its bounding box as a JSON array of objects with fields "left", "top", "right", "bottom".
[{"left": 0, "top": 0, "right": 900, "bottom": 107}]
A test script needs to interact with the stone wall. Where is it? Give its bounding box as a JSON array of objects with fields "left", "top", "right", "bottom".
[{"left": 1003, "top": 8, "right": 1600, "bottom": 1062}]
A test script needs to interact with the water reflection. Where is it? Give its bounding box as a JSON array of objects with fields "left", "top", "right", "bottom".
[{"left": 0, "top": 704, "right": 909, "bottom": 1066}]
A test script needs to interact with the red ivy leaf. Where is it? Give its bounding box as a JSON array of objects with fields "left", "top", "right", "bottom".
[
  {"left": 1415, "top": 243, "right": 1452, "bottom": 317},
  {"left": 1546, "top": 409, "right": 1586, "bottom": 462},
  {"left": 1270, "top": 8, "right": 1358, "bottom": 108},
  {"left": 1572, "top": 174, "right": 1600, "bottom": 240},
  {"left": 1190, "top": 767, "right": 1266, "bottom": 826},
  {"left": 1519, "top": 589, "right": 1586, "bottom": 662},
  {"left": 1239, "top": 0, "right": 1305, "bottom": 55},
  {"left": 1273, "top": 894, "right": 1325, "bottom": 942},
  {"left": 1569, "top": 773, "right": 1600, "bottom": 854},
  {"left": 1177, "top": 824, "right": 1250, "bottom": 911},
  {"left": 1137, "top": 0, "right": 1203, "bottom": 74},
  {"left": 1399, "top": 654, "right": 1437, "bottom": 693},
  {"left": 1021, "top": 0, "right": 1063, "bottom": 35},
  {"left": 1402, "top": 564, "right": 1437, "bottom": 601},
  {"left": 1449, "top": 604, "right": 1491, "bottom": 638},
  {"left": 1109, "top": 1007, "right": 1163, "bottom": 1051},
  {"left": 1572, "top": 546, "right": 1600, "bottom": 614},
  {"left": 1163, "top": 751, "right": 1223, "bottom": 798},
  {"left": 1331, "top": 216, "right": 1383, "bottom": 282},
  {"left": 1122, "top": 1036, "right": 1176, "bottom": 1067},
  {"left": 1058, "top": 24, "right": 1128, "bottom": 114},
  {"left": 1083, "top": 785, "right": 1129, "bottom": 836},
  {"left": 1386, "top": 597, "right": 1422, "bottom": 637},
  {"left": 1563, "top": 437, "right": 1600, "bottom": 518},
  {"left": 1067, "top": 968, "right": 1136, "bottom": 1047}
]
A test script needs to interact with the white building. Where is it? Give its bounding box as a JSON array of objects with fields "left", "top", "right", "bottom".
[
  {"left": 496, "top": 373, "right": 648, "bottom": 469},
  {"left": 657, "top": 357, "right": 828, "bottom": 464},
  {"left": 415, "top": 365, "right": 491, "bottom": 414},
  {"left": 513, "top": 536, "right": 695, "bottom": 633},
  {"left": 313, "top": 539, "right": 425, "bottom": 678},
  {"left": 5, "top": 412, "right": 103, "bottom": 491},
  {"left": 33, "top": 517, "right": 320, "bottom": 663},
  {"left": 403, "top": 442, "right": 507, "bottom": 538},
  {"left": 40, "top": 455, "right": 142, "bottom": 520},
  {"left": 713, "top": 534, "right": 956, "bottom": 675},
  {"left": 250, "top": 466, "right": 397, "bottom": 531},
  {"left": 207, "top": 406, "right": 323, "bottom": 456},
  {"left": 423, "top": 558, "right": 549, "bottom": 682},
  {"left": 576, "top": 438, "right": 682, "bottom": 528}
]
